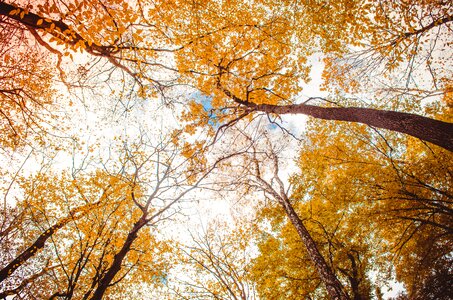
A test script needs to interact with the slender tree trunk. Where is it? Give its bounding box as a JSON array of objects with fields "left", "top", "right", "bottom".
[
  {"left": 0, "top": 202, "right": 99, "bottom": 283},
  {"left": 278, "top": 195, "right": 350, "bottom": 300},
  {"left": 401, "top": 14, "right": 453, "bottom": 39},
  {"left": 249, "top": 102, "right": 453, "bottom": 152},
  {"left": 0, "top": 223, "right": 62, "bottom": 283},
  {"left": 253, "top": 149, "right": 350, "bottom": 299},
  {"left": 89, "top": 215, "right": 147, "bottom": 300},
  {"left": 0, "top": 267, "right": 50, "bottom": 298},
  {"left": 339, "top": 253, "right": 362, "bottom": 300}
]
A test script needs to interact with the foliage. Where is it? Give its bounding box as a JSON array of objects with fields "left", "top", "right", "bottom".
[
  {"left": 0, "top": 17, "right": 58, "bottom": 148},
  {"left": 0, "top": 0, "right": 452, "bottom": 299},
  {"left": 0, "top": 169, "right": 171, "bottom": 298},
  {"left": 169, "top": 219, "right": 258, "bottom": 299},
  {"left": 251, "top": 115, "right": 452, "bottom": 299}
]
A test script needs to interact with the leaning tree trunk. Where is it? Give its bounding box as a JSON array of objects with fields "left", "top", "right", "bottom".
[
  {"left": 253, "top": 150, "right": 351, "bottom": 300},
  {"left": 249, "top": 102, "right": 453, "bottom": 152},
  {"left": 0, "top": 2, "right": 113, "bottom": 56},
  {"left": 220, "top": 85, "right": 453, "bottom": 152},
  {"left": 0, "top": 201, "right": 100, "bottom": 283},
  {"left": 277, "top": 194, "right": 350, "bottom": 300},
  {"left": 89, "top": 215, "right": 147, "bottom": 300}
]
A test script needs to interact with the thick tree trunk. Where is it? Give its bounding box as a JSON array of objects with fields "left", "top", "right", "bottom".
[
  {"left": 0, "top": 2, "right": 112, "bottom": 56},
  {"left": 278, "top": 195, "right": 350, "bottom": 300},
  {"left": 89, "top": 215, "right": 147, "bottom": 300},
  {"left": 249, "top": 102, "right": 453, "bottom": 152}
]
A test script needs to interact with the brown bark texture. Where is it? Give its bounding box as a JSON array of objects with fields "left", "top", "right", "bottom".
[
  {"left": 249, "top": 102, "right": 453, "bottom": 152},
  {"left": 88, "top": 216, "right": 147, "bottom": 300},
  {"left": 278, "top": 195, "right": 351, "bottom": 300}
]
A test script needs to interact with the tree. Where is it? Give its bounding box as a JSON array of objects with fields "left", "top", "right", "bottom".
[
  {"left": 0, "top": 195, "right": 104, "bottom": 285},
  {"left": 169, "top": 219, "right": 258, "bottom": 300},
  {"left": 0, "top": 9, "right": 58, "bottom": 148},
  {"left": 0, "top": 0, "right": 178, "bottom": 149},
  {"left": 251, "top": 211, "right": 373, "bottom": 300},
  {"left": 250, "top": 158, "right": 377, "bottom": 300},
  {"left": 166, "top": 0, "right": 453, "bottom": 151},
  {"left": 2, "top": 1, "right": 452, "bottom": 151},
  {"left": 0, "top": 170, "right": 131, "bottom": 298},
  {"left": 275, "top": 115, "right": 452, "bottom": 299},
  {"left": 203, "top": 124, "right": 353, "bottom": 300},
  {"left": 246, "top": 141, "right": 350, "bottom": 300},
  {"left": 0, "top": 129, "right": 225, "bottom": 298},
  {"left": 321, "top": 1, "right": 453, "bottom": 87},
  {"left": 0, "top": 1, "right": 176, "bottom": 86},
  {"left": 0, "top": 0, "right": 452, "bottom": 298},
  {"left": 246, "top": 115, "right": 451, "bottom": 299}
]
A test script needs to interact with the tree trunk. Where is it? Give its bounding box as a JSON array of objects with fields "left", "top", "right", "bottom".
[
  {"left": 249, "top": 102, "right": 453, "bottom": 152},
  {"left": 0, "top": 202, "right": 99, "bottom": 283},
  {"left": 0, "top": 2, "right": 112, "bottom": 56},
  {"left": 89, "top": 215, "right": 147, "bottom": 300},
  {"left": 278, "top": 195, "right": 350, "bottom": 300}
]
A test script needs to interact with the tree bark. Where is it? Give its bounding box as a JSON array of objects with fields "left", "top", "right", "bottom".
[
  {"left": 89, "top": 215, "right": 147, "bottom": 300},
  {"left": 253, "top": 150, "right": 350, "bottom": 300},
  {"left": 277, "top": 194, "right": 350, "bottom": 300},
  {"left": 0, "top": 2, "right": 113, "bottom": 56},
  {"left": 249, "top": 102, "right": 453, "bottom": 152},
  {"left": 218, "top": 83, "right": 453, "bottom": 151}
]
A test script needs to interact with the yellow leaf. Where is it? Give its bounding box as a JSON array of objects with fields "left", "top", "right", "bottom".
[{"left": 9, "top": 9, "right": 19, "bottom": 16}]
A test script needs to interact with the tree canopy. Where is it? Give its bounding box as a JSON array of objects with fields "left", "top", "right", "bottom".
[{"left": 0, "top": 0, "right": 452, "bottom": 299}]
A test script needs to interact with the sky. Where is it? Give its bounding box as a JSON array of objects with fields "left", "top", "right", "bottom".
[{"left": 3, "top": 3, "right": 444, "bottom": 297}]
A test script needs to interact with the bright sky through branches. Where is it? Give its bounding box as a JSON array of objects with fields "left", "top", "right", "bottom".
[{"left": 0, "top": 1, "right": 452, "bottom": 299}]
